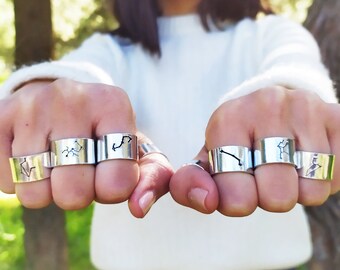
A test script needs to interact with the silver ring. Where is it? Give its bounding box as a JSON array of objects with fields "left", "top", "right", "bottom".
[
  {"left": 182, "top": 159, "right": 205, "bottom": 171},
  {"left": 97, "top": 133, "right": 138, "bottom": 162},
  {"left": 254, "top": 137, "right": 296, "bottom": 168},
  {"left": 208, "top": 146, "right": 253, "bottom": 174},
  {"left": 9, "top": 152, "right": 51, "bottom": 183},
  {"left": 50, "top": 138, "right": 96, "bottom": 166},
  {"left": 295, "top": 151, "right": 335, "bottom": 181},
  {"left": 139, "top": 143, "right": 168, "bottom": 159}
]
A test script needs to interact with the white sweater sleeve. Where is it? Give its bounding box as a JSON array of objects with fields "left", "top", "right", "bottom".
[
  {"left": 0, "top": 33, "right": 122, "bottom": 99},
  {"left": 219, "top": 15, "right": 337, "bottom": 104}
]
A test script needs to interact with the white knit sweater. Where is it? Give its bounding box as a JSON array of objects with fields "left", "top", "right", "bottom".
[{"left": 1, "top": 15, "right": 337, "bottom": 270}]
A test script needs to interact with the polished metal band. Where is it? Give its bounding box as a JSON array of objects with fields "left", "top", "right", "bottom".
[
  {"left": 97, "top": 133, "right": 138, "bottom": 162},
  {"left": 254, "top": 137, "right": 296, "bottom": 168},
  {"left": 295, "top": 151, "right": 335, "bottom": 181},
  {"left": 208, "top": 146, "right": 253, "bottom": 174},
  {"left": 139, "top": 143, "right": 168, "bottom": 159},
  {"left": 182, "top": 159, "right": 205, "bottom": 171},
  {"left": 50, "top": 138, "right": 96, "bottom": 166},
  {"left": 9, "top": 152, "right": 51, "bottom": 183}
]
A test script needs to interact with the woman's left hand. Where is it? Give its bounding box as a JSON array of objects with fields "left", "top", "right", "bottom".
[{"left": 170, "top": 86, "right": 340, "bottom": 216}]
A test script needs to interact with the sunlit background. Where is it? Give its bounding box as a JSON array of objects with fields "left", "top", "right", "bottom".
[{"left": 0, "top": 0, "right": 312, "bottom": 85}]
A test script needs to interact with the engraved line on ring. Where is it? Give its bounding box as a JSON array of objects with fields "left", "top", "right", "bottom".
[
  {"left": 112, "top": 135, "right": 132, "bottom": 151},
  {"left": 20, "top": 158, "right": 36, "bottom": 178},
  {"left": 219, "top": 149, "right": 243, "bottom": 167},
  {"left": 62, "top": 140, "right": 84, "bottom": 157}
]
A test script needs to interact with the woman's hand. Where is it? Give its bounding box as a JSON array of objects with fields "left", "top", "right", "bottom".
[
  {"left": 0, "top": 79, "right": 173, "bottom": 217},
  {"left": 170, "top": 86, "right": 340, "bottom": 216}
]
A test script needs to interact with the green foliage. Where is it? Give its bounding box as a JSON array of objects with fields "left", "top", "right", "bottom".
[
  {"left": 0, "top": 199, "right": 25, "bottom": 270},
  {"left": 0, "top": 198, "right": 95, "bottom": 269},
  {"left": 66, "top": 205, "right": 96, "bottom": 270},
  {"left": 0, "top": 0, "right": 116, "bottom": 83},
  {"left": 269, "top": 0, "right": 313, "bottom": 22},
  {"left": 0, "top": 0, "right": 314, "bottom": 82},
  {"left": 0, "top": 0, "right": 15, "bottom": 84},
  {"left": 53, "top": 0, "right": 117, "bottom": 59}
]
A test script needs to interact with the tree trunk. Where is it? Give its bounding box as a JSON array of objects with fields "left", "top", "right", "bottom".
[
  {"left": 304, "top": 0, "right": 340, "bottom": 269},
  {"left": 22, "top": 206, "right": 68, "bottom": 270},
  {"left": 14, "top": 0, "right": 53, "bottom": 67},
  {"left": 13, "top": 0, "right": 68, "bottom": 269}
]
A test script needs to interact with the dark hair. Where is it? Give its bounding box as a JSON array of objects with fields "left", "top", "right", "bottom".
[{"left": 112, "top": 0, "right": 271, "bottom": 55}]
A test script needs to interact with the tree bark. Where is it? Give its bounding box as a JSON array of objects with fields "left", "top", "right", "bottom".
[
  {"left": 22, "top": 206, "right": 68, "bottom": 270},
  {"left": 14, "top": 0, "right": 53, "bottom": 66},
  {"left": 304, "top": 0, "right": 340, "bottom": 269},
  {"left": 13, "top": 0, "right": 68, "bottom": 269}
]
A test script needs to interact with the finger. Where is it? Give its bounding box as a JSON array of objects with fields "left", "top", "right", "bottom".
[
  {"left": 93, "top": 85, "right": 139, "bottom": 203},
  {"left": 206, "top": 103, "right": 258, "bottom": 216},
  {"left": 325, "top": 103, "right": 340, "bottom": 194},
  {"left": 252, "top": 89, "right": 298, "bottom": 212},
  {"left": 169, "top": 147, "right": 219, "bottom": 214},
  {"left": 0, "top": 99, "right": 15, "bottom": 193},
  {"left": 127, "top": 133, "right": 174, "bottom": 218},
  {"left": 11, "top": 90, "right": 53, "bottom": 208},
  {"left": 290, "top": 93, "right": 331, "bottom": 206},
  {"left": 48, "top": 80, "right": 95, "bottom": 210}
]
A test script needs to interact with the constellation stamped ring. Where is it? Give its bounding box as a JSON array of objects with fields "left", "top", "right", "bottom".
[
  {"left": 254, "top": 137, "right": 296, "bottom": 168},
  {"left": 50, "top": 138, "right": 96, "bottom": 166},
  {"left": 9, "top": 151, "right": 51, "bottom": 183},
  {"left": 209, "top": 146, "right": 253, "bottom": 174},
  {"left": 97, "top": 133, "right": 138, "bottom": 162},
  {"left": 295, "top": 151, "right": 335, "bottom": 181}
]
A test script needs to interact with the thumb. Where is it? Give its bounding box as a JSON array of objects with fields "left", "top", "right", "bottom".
[
  {"left": 169, "top": 146, "right": 219, "bottom": 214},
  {"left": 128, "top": 132, "right": 174, "bottom": 218}
]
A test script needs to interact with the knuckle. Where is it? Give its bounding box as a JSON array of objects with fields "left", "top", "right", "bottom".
[
  {"left": 54, "top": 190, "right": 93, "bottom": 210},
  {"left": 0, "top": 184, "right": 15, "bottom": 194},
  {"left": 259, "top": 196, "right": 296, "bottom": 212},
  {"left": 298, "top": 183, "right": 330, "bottom": 206},
  {"left": 54, "top": 197, "right": 92, "bottom": 210},
  {"left": 95, "top": 163, "right": 138, "bottom": 203},
  {"left": 97, "top": 86, "right": 134, "bottom": 115},
  {"left": 255, "top": 87, "right": 289, "bottom": 118},
  {"left": 50, "top": 79, "right": 88, "bottom": 108},
  {"left": 17, "top": 188, "right": 52, "bottom": 208},
  {"left": 206, "top": 99, "right": 243, "bottom": 139},
  {"left": 219, "top": 200, "right": 257, "bottom": 217}
]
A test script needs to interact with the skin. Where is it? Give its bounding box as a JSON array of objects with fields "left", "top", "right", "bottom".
[{"left": 0, "top": 0, "right": 339, "bottom": 218}]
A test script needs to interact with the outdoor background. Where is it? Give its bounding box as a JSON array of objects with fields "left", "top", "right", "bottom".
[{"left": 0, "top": 0, "right": 338, "bottom": 269}]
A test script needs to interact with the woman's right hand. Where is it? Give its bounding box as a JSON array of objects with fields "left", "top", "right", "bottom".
[{"left": 0, "top": 79, "right": 173, "bottom": 217}]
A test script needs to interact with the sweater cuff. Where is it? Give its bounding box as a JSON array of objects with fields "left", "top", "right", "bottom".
[
  {"left": 218, "top": 65, "right": 338, "bottom": 105},
  {"left": 0, "top": 61, "right": 114, "bottom": 99}
]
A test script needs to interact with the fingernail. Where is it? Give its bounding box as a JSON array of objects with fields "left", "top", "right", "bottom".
[
  {"left": 139, "top": 191, "right": 156, "bottom": 216},
  {"left": 188, "top": 188, "right": 208, "bottom": 211}
]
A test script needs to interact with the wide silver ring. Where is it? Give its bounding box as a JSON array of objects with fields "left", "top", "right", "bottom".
[
  {"left": 139, "top": 143, "right": 168, "bottom": 159},
  {"left": 254, "top": 137, "right": 296, "bottom": 168},
  {"left": 182, "top": 159, "right": 206, "bottom": 171},
  {"left": 50, "top": 138, "right": 96, "bottom": 167},
  {"left": 97, "top": 133, "right": 138, "bottom": 162},
  {"left": 295, "top": 151, "right": 335, "bottom": 181},
  {"left": 9, "top": 152, "right": 51, "bottom": 183},
  {"left": 208, "top": 146, "right": 253, "bottom": 174}
]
